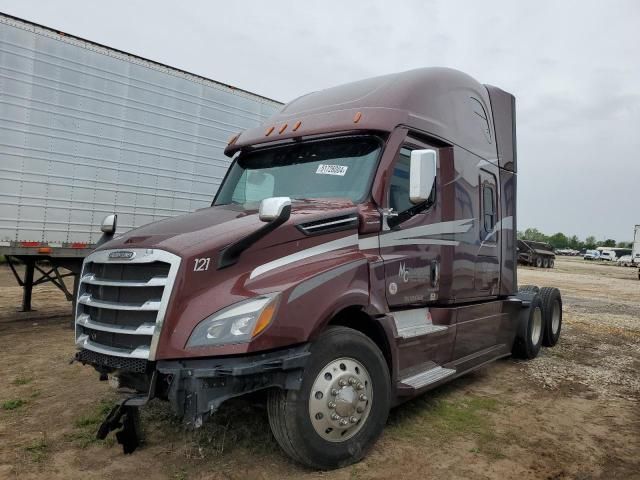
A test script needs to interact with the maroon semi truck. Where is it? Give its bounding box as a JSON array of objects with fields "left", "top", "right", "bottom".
[{"left": 74, "top": 67, "right": 563, "bottom": 468}]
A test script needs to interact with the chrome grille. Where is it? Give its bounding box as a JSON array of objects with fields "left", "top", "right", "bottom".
[{"left": 75, "top": 249, "right": 181, "bottom": 361}]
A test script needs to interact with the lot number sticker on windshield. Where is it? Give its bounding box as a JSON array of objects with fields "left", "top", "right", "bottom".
[{"left": 316, "top": 164, "right": 348, "bottom": 176}]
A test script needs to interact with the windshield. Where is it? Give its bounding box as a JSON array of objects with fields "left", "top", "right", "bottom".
[{"left": 214, "top": 136, "right": 382, "bottom": 205}]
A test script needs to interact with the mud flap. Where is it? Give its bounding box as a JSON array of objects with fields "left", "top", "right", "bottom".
[{"left": 96, "top": 402, "right": 143, "bottom": 454}]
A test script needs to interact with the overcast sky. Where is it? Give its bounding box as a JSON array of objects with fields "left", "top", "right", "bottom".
[{"left": 1, "top": 0, "right": 638, "bottom": 241}]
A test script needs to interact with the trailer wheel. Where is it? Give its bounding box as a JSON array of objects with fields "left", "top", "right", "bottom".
[
  {"left": 549, "top": 258, "right": 555, "bottom": 268},
  {"left": 267, "top": 326, "right": 390, "bottom": 469},
  {"left": 542, "top": 257, "right": 549, "bottom": 268},
  {"left": 512, "top": 294, "right": 544, "bottom": 360},
  {"left": 535, "top": 256, "right": 543, "bottom": 268},
  {"left": 540, "top": 287, "right": 562, "bottom": 347}
]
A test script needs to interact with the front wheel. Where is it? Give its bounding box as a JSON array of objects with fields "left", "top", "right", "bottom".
[{"left": 267, "top": 326, "right": 390, "bottom": 469}]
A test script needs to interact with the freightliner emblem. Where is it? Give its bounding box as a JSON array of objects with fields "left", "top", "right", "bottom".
[{"left": 108, "top": 250, "right": 135, "bottom": 260}]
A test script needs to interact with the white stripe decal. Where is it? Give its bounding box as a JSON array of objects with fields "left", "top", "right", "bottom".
[
  {"left": 250, "top": 234, "right": 358, "bottom": 279},
  {"left": 380, "top": 218, "right": 475, "bottom": 247},
  {"left": 358, "top": 236, "right": 379, "bottom": 251}
]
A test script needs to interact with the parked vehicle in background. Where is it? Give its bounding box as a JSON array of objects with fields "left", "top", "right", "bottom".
[
  {"left": 517, "top": 240, "right": 556, "bottom": 268},
  {"left": 73, "top": 67, "right": 563, "bottom": 469},
  {"left": 633, "top": 225, "right": 640, "bottom": 265},
  {"left": 616, "top": 255, "right": 633, "bottom": 267},
  {"left": 0, "top": 14, "right": 282, "bottom": 311},
  {"left": 600, "top": 251, "right": 615, "bottom": 261},
  {"left": 584, "top": 250, "right": 600, "bottom": 260}
]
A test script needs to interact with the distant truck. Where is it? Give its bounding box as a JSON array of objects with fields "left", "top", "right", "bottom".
[
  {"left": 0, "top": 13, "right": 282, "bottom": 311},
  {"left": 517, "top": 240, "right": 556, "bottom": 268},
  {"left": 73, "top": 67, "right": 564, "bottom": 469}
]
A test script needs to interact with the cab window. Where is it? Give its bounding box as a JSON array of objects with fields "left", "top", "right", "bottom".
[{"left": 389, "top": 147, "right": 413, "bottom": 213}]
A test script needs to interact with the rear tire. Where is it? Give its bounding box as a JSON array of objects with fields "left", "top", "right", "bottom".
[
  {"left": 542, "top": 257, "right": 549, "bottom": 268},
  {"left": 267, "top": 326, "right": 390, "bottom": 470},
  {"left": 535, "top": 256, "right": 542, "bottom": 268},
  {"left": 518, "top": 284, "right": 539, "bottom": 293},
  {"left": 549, "top": 258, "right": 555, "bottom": 268},
  {"left": 513, "top": 294, "right": 544, "bottom": 359},
  {"left": 540, "top": 287, "right": 562, "bottom": 347}
]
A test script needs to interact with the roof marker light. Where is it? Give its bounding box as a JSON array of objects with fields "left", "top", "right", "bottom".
[
  {"left": 278, "top": 123, "right": 288, "bottom": 134},
  {"left": 353, "top": 111, "right": 362, "bottom": 123},
  {"left": 292, "top": 120, "right": 302, "bottom": 131},
  {"left": 265, "top": 126, "right": 275, "bottom": 136},
  {"left": 228, "top": 133, "right": 240, "bottom": 146}
]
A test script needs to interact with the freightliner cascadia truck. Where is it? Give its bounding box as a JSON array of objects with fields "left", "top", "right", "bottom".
[{"left": 74, "top": 67, "right": 563, "bottom": 469}]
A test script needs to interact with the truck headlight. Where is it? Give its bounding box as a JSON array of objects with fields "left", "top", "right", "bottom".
[{"left": 186, "top": 294, "right": 279, "bottom": 348}]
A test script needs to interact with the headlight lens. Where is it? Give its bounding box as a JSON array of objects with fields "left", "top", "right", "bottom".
[{"left": 186, "top": 294, "right": 279, "bottom": 348}]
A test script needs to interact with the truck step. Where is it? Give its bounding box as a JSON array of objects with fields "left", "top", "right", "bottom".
[{"left": 400, "top": 366, "right": 456, "bottom": 390}]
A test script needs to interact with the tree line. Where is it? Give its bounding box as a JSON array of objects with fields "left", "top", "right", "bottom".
[{"left": 517, "top": 228, "right": 633, "bottom": 250}]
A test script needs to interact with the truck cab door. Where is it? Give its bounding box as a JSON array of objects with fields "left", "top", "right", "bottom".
[{"left": 380, "top": 144, "right": 440, "bottom": 308}]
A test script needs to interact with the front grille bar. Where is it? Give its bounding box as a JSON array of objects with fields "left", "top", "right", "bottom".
[
  {"left": 76, "top": 313, "right": 156, "bottom": 335},
  {"left": 78, "top": 293, "right": 161, "bottom": 311},
  {"left": 76, "top": 334, "right": 150, "bottom": 359},
  {"left": 81, "top": 273, "right": 168, "bottom": 288}
]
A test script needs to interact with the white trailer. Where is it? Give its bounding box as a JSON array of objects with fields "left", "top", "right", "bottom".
[{"left": 0, "top": 13, "right": 282, "bottom": 310}]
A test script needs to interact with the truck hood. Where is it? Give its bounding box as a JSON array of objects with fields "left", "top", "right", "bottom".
[{"left": 98, "top": 198, "right": 359, "bottom": 257}]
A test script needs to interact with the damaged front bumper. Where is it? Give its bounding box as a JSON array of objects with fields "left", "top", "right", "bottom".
[{"left": 156, "top": 343, "right": 311, "bottom": 427}]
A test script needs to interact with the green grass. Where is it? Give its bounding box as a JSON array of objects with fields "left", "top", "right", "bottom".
[
  {"left": 2, "top": 399, "right": 26, "bottom": 410},
  {"left": 24, "top": 436, "right": 48, "bottom": 463},
  {"left": 387, "top": 392, "right": 505, "bottom": 458},
  {"left": 12, "top": 376, "right": 33, "bottom": 386},
  {"left": 65, "top": 398, "right": 116, "bottom": 448}
]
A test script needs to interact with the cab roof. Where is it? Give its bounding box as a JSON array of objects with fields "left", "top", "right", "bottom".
[{"left": 225, "top": 67, "right": 516, "bottom": 171}]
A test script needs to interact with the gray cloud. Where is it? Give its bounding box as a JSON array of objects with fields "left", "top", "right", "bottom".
[{"left": 1, "top": 0, "right": 638, "bottom": 240}]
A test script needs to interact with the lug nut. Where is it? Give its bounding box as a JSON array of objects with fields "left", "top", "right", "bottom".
[
  {"left": 328, "top": 401, "right": 336, "bottom": 409},
  {"left": 356, "top": 383, "right": 364, "bottom": 390},
  {"left": 359, "top": 394, "right": 368, "bottom": 402},
  {"left": 339, "top": 379, "right": 347, "bottom": 387},
  {"left": 331, "top": 389, "right": 339, "bottom": 396},
  {"left": 356, "top": 406, "right": 365, "bottom": 413},
  {"left": 349, "top": 416, "right": 358, "bottom": 423},
  {"left": 348, "top": 377, "right": 357, "bottom": 385},
  {"left": 331, "top": 413, "right": 340, "bottom": 421},
  {"left": 339, "top": 419, "right": 348, "bottom": 426}
]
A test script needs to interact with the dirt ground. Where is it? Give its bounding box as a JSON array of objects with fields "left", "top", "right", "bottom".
[{"left": 0, "top": 258, "right": 638, "bottom": 480}]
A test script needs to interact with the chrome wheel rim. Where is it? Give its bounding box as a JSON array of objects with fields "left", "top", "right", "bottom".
[
  {"left": 552, "top": 301, "right": 561, "bottom": 334},
  {"left": 308, "top": 357, "right": 372, "bottom": 442},
  {"left": 531, "top": 307, "right": 542, "bottom": 345}
]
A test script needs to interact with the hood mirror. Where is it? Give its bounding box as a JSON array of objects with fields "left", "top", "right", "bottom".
[
  {"left": 100, "top": 214, "right": 118, "bottom": 234},
  {"left": 409, "top": 149, "right": 437, "bottom": 204},
  {"left": 259, "top": 197, "right": 292, "bottom": 222}
]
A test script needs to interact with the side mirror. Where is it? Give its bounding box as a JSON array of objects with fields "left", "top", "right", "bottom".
[
  {"left": 101, "top": 214, "right": 117, "bottom": 234},
  {"left": 259, "top": 197, "right": 292, "bottom": 222},
  {"left": 409, "top": 149, "right": 437, "bottom": 204}
]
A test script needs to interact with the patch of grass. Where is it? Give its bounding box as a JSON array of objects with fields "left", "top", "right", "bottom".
[
  {"left": 24, "top": 435, "right": 48, "bottom": 463},
  {"left": 2, "top": 399, "right": 26, "bottom": 410},
  {"left": 387, "top": 392, "right": 505, "bottom": 458},
  {"left": 12, "top": 376, "right": 33, "bottom": 386},
  {"left": 66, "top": 398, "right": 116, "bottom": 448},
  {"left": 144, "top": 393, "right": 280, "bottom": 461}
]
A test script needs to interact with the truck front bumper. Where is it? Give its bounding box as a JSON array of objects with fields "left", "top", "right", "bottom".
[{"left": 156, "top": 343, "right": 311, "bottom": 427}]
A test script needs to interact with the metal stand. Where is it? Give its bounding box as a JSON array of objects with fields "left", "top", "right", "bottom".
[{"left": 6, "top": 256, "right": 78, "bottom": 312}]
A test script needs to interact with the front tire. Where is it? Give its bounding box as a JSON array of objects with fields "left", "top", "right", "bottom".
[{"left": 267, "top": 326, "right": 390, "bottom": 469}]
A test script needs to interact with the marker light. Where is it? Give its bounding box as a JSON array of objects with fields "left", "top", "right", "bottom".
[
  {"left": 265, "top": 126, "right": 275, "bottom": 136},
  {"left": 353, "top": 111, "right": 362, "bottom": 123},
  {"left": 278, "top": 123, "right": 288, "bottom": 134},
  {"left": 292, "top": 120, "right": 302, "bottom": 131}
]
